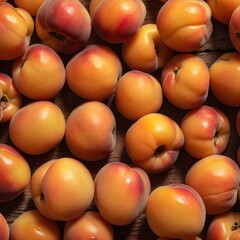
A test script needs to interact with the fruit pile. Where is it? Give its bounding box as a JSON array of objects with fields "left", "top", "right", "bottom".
[{"left": 0, "top": 0, "right": 239, "bottom": 239}]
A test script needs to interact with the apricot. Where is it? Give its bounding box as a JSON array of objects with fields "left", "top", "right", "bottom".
[
  {"left": 94, "top": 162, "right": 151, "bottom": 225},
  {"left": 0, "top": 144, "right": 31, "bottom": 202},
  {"left": 181, "top": 105, "right": 230, "bottom": 159},
  {"left": 30, "top": 157, "right": 94, "bottom": 221},
  {"left": 12, "top": 43, "right": 66, "bottom": 100},
  {"left": 35, "top": 0, "right": 91, "bottom": 54},
  {"left": 229, "top": 5, "right": 240, "bottom": 53},
  {"left": 206, "top": 211, "right": 240, "bottom": 240},
  {"left": 14, "top": 0, "right": 45, "bottom": 16},
  {"left": 122, "top": 23, "right": 173, "bottom": 73},
  {"left": 146, "top": 183, "right": 206, "bottom": 239},
  {"left": 66, "top": 44, "right": 122, "bottom": 101},
  {"left": 156, "top": 0, "right": 213, "bottom": 52},
  {"left": 0, "top": 213, "right": 9, "bottom": 240},
  {"left": 9, "top": 209, "right": 60, "bottom": 240},
  {"left": 89, "top": 0, "right": 146, "bottom": 43},
  {"left": 0, "top": 73, "right": 22, "bottom": 123},
  {"left": 207, "top": 0, "right": 240, "bottom": 24},
  {"left": 9, "top": 101, "right": 66, "bottom": 155},
  {"left": 0, "top": 2, "right": 34, "bottom": 60},
  {"left": 63, "top": 211, "right": 114, "bottom": 240},
  {"left": 161, "top": 53, "right": 209, "bottom": 109},
  {"left": 209, "top": 52, "right": 240, "bottom": 107},
  {"left": 125, "top": 113, "right": 184, "bottom": 174},
  {"left": 65, "top": 101, "right": 116, "bottom": 161},
  {"left": 237, "top": 110, "right": 240, "bottom": 164},
  {"left": 115, "top": 70, "right": 163, "bottom": 121},
  {"left": 185, "top": 154, "right": 240, "bottom": 215}
]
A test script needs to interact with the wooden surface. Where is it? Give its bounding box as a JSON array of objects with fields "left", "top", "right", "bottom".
[{"left": 0, "top": 0, "right": 239, "bottom": 239}]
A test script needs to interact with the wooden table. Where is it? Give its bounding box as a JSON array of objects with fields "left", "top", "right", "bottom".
[{"left": 0, "top": 0, "right": 239, "bottom": 239}]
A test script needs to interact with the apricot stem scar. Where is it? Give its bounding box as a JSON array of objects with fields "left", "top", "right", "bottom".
[
  {"left": 20, "top": 60, "right": 26, "bottom": 69},
  {"left": 40, "top": 192, "right": 45, "bottom": 201},
  {"left": 232, "top": 220, "right": 239, "bottom": 230},
  {"left": 49, "top": 31, "right": 66, "bottom": 41},
  {"left": 213, "top": 131, "right": 219, "bottom": 145},
  {"left": 0, "top": 94, "right": 9, "bottom": 110},
  {"left": 174, "top": 67, "right": 179, "bottom": 73},
  {"left": 154, "top": 145, "right": 165, "bottom": 156}
]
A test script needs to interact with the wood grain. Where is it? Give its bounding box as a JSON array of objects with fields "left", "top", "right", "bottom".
[{"left": 0, "top": 0, "right": 239, "bottom": 239}]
